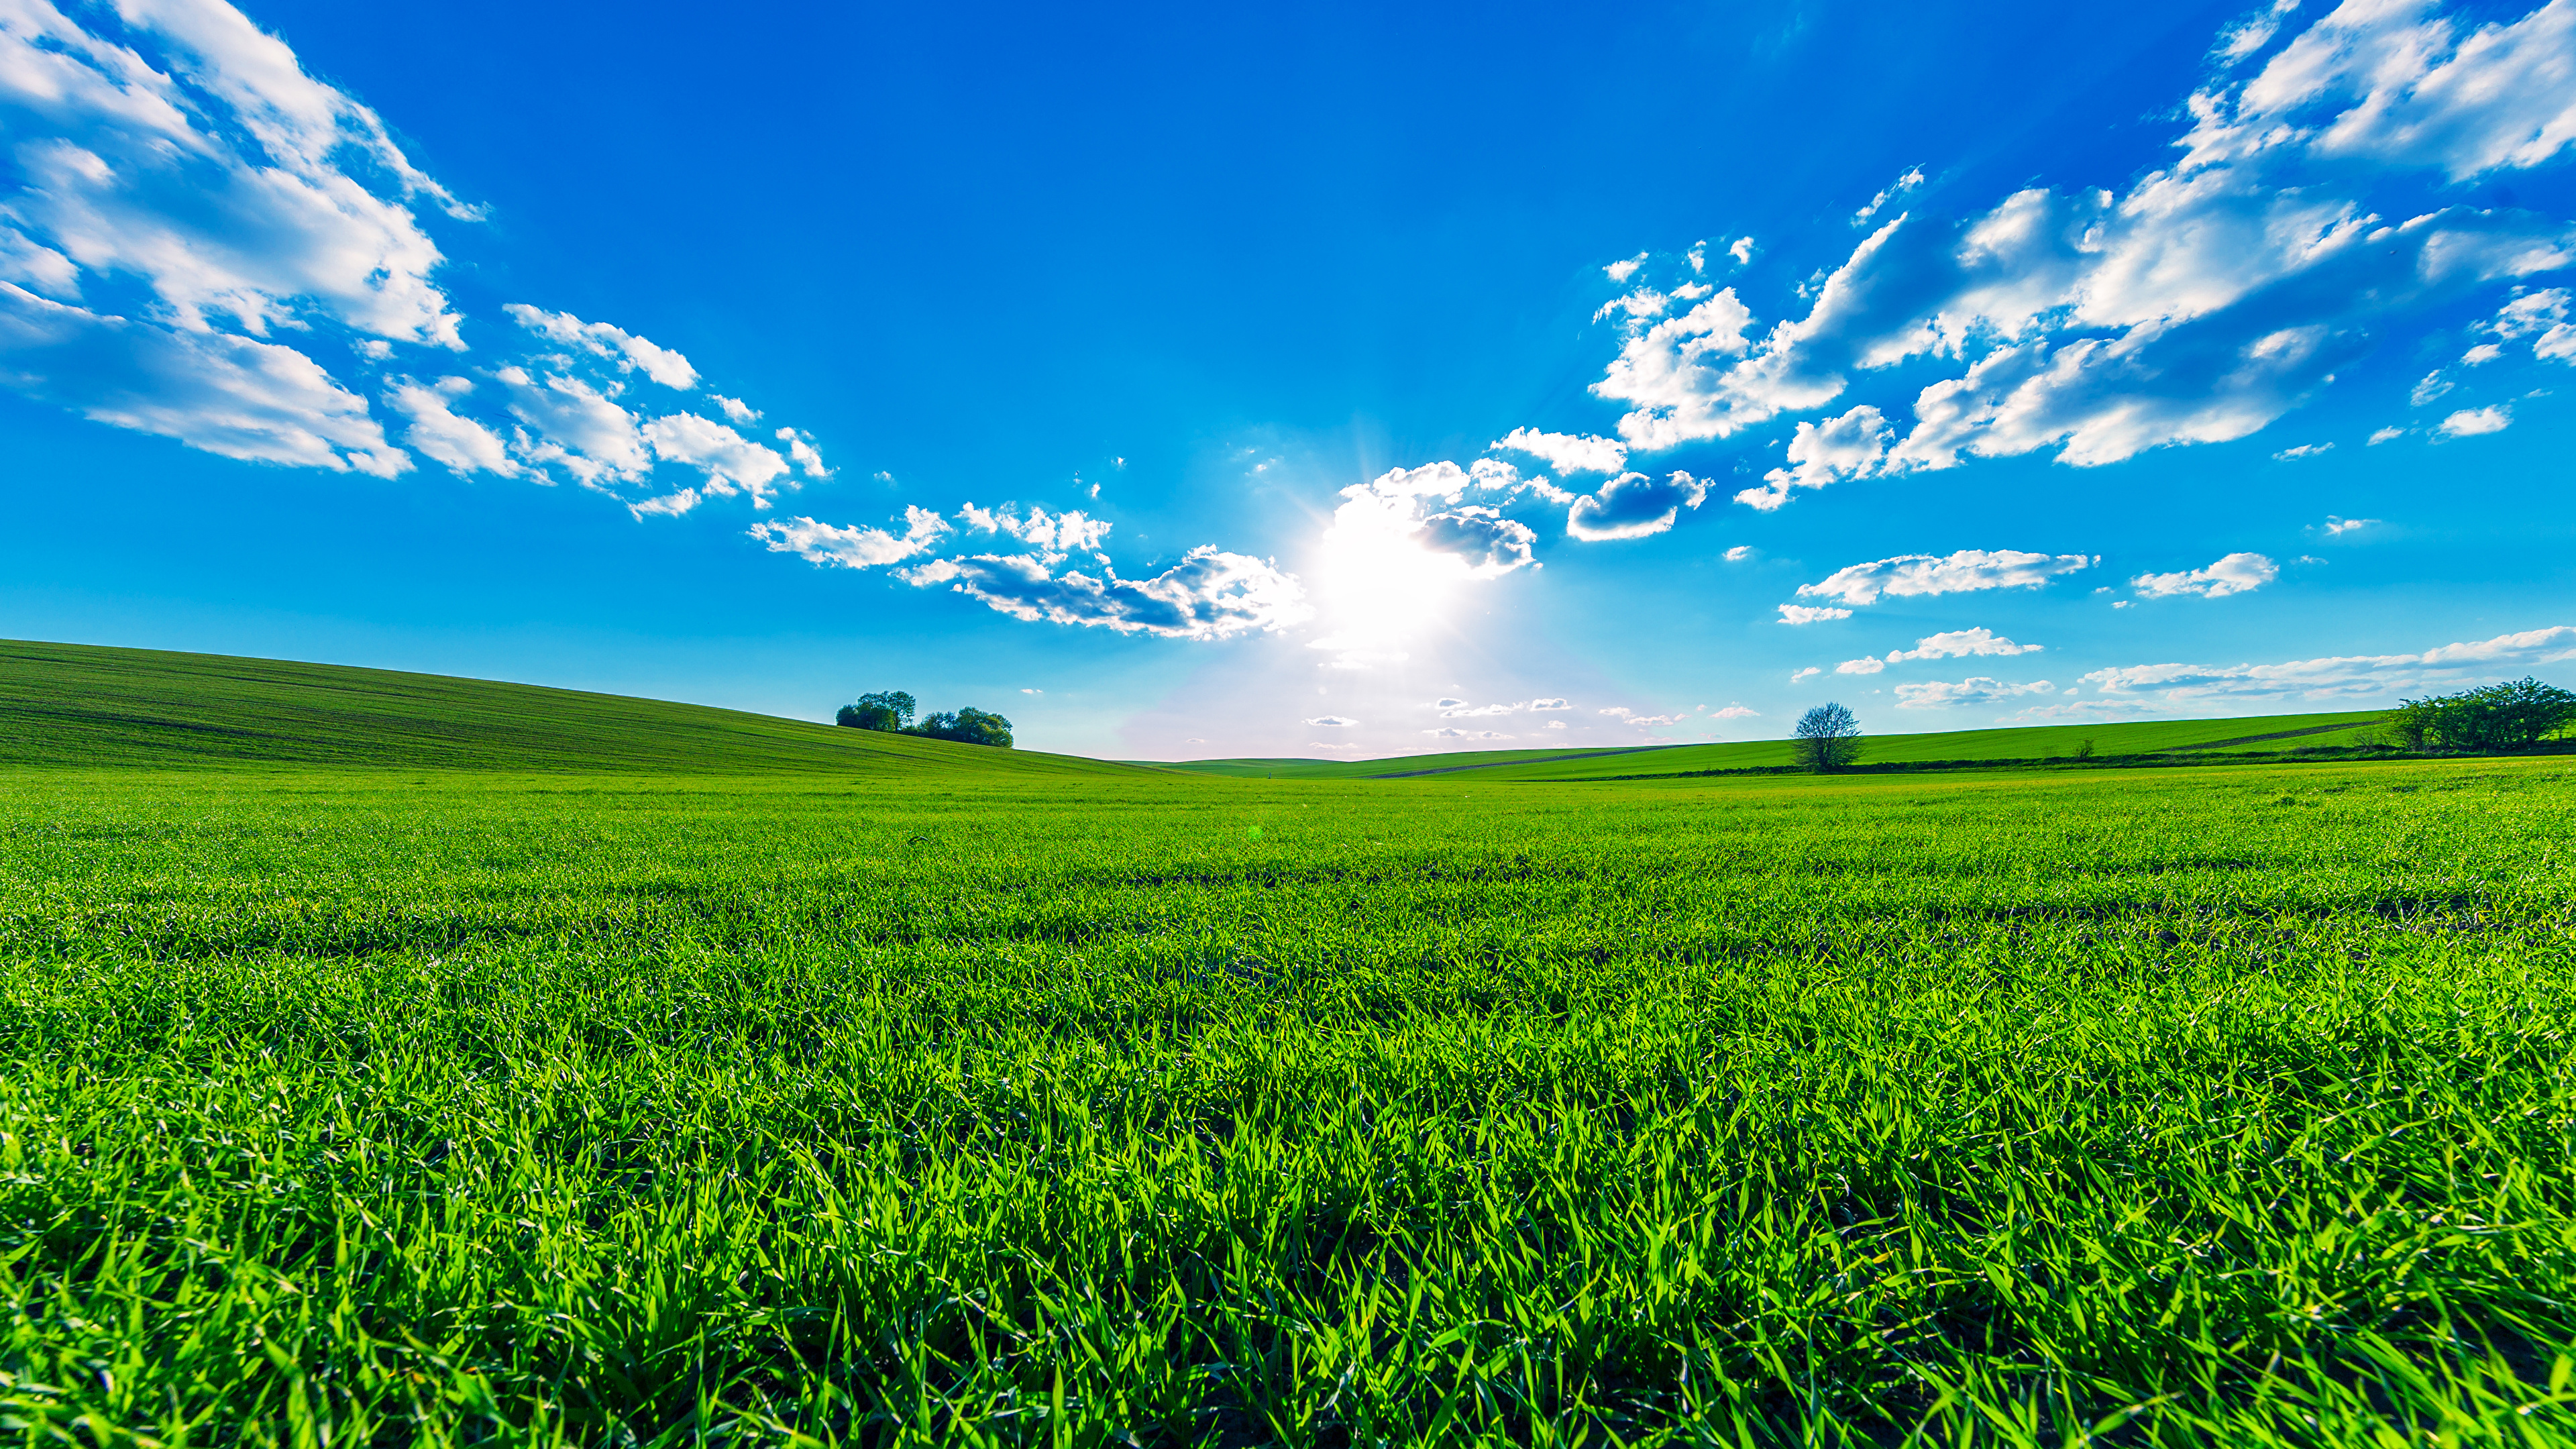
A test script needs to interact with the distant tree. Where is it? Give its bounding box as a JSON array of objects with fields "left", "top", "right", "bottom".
[
  {"left": 1793, "top": 702, "right": 1864, "bottom": 773},
  {"left": 913, "top": 706, "right": 1014, "bottom": 748},
  {"left": 837, "top": 690, "right": 916, "bottom": 732},
  {"left": 2073, "top": 738, "right": 2096, "bottom": 760},
  {"left": 2390, "top": 677, "right": 2576, "bottom": 752}
]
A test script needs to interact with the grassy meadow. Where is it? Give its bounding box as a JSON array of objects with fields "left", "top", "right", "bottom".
[{"left": 6, "top": 747, "right": 2576, "bottom": 1446}]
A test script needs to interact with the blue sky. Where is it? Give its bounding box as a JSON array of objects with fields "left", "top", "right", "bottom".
[{"left": 3, "top": 0, "right": 2572, "bottom": 759}]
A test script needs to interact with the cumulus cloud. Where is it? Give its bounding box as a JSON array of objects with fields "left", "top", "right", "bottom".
[
  {"left": 1836, "top": 656, "right": 1886, "bottom": 675},
  {"left": 1796, "top": 548, "right": 2093, "bottom": 607},
  {"left": 0, "top": 281, "right": 407, "bottom": 473},
  {"left": 748, "top": 507, "right": 950, "bottom": 570},
  {"left": 1736, "top": 405, "right": 1892, "bottom": 510},
  {"left": 959, "top": 502, "right": 1115, "bottom": 557},
  {"left": 1305, "top": 715, "right": 1358, "bottom": 727},
  {"left": 1711, "top": 704, "right": 1759, "bottom": 718},
  {"left": 1571, "top": 0, "right": 2576, "bottom": 474},
  {"left": 1890, "top": 627, "right": 2043, "bottom": 661},
  {"left": 503, "top": 305, "right": 698, "bottom": 390},
  {"left": 1600, "top": 706, "right": 1684, "bottom": 725},
  {"left": 1895, "top": 676, "right": 2055, "bottom": 709},
  {"left": 492, "top": 366, "right": 647, "bottom": 484},
  {"left": 1418, "top": 506, "right": 1540, "bottom": 577},
  {"left": 384, "top": 374, "right": 515, "bottom": 477},
  {"left": 2437, "top": 404, "right": 2513, "bottom": 436},
  {"left": 0, "top": 0, "right": 469, "bottom": 348},
  {"left": 1566, "top": 470, "right": 1709, "bottom": 541},
  {"left": 2086, "top": 624, "right": 2576, "bottom": 704},
  {"left": 906, "top": 545, "right": 1311, "bottom": 640},
  {"left": 1488, "top": 427, "right": 1628, "bottom": 475},
  {"left": 775, "top": 427, "right": 830, "bottom": 478},
  {"left": 1778, "top": 603, "right": 1853, "bottom": 624},
  {"left": 2487, "top": 286, "right": 2576, "bottom": 360},
  {"left": 641, "top": 412, "right": 791, "bottom": 506},
  {"left": 2129, "top": 551, "right": 2280, "bottom": 598},
  {"left": 2319, "top": 514, "right": 2379, "bottom": 535},
  {"left": 1605, "top": 252, "right": 1648, "bottom": 283},
  {"left": 1427, "top": 727, "right": 1513, "bottom": 740},
  {"left": 1529, "top": 697, "right": 1571, "bottom": 710}
]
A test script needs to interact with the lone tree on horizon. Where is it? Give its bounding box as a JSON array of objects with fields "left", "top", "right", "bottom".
[{"left": 1794, "top": 701, "right": 1864, "bottom": 773}]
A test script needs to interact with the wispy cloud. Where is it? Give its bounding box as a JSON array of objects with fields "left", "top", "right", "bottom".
[{"left": 2085, "top": 625, "right": 2576, "bottom": 703}]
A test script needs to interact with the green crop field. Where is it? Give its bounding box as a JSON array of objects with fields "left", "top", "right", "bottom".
[{"left": 5, "top": 646, "right": 2575, "bottom": 1446}]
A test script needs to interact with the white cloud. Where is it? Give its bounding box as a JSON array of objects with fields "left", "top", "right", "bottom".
[
  {"left": 748, "top": 506, "right": 950, "bottom": 570},
  {"left": 774, "top": 426, "right": 830, "bottom": 478},
  {"left": 2368, "top": 425, "right": 2406, "bottom": 443},
  {"left": 384, "top": 374, "right": 515, "bottom": 477},
  {"left": 1711, "top": 704, "right": 1759, "bottom": 718},
  {"left": 958, "top": 502, "right": 1115, "bottom": 557},
  {"left": 1724, "top": 545, "right": 1756, "bottom": 561},
  {"left": 1790, "top": 665, "right": 1822, "bottom": 682},
  {"left": 1573, "top": 0, "right": 2576, "bottom": 475},
  {"left": 641, "top": 412, "right": 792, "bottom": 507},
  {"left": 0, "top": 0, "right": 469, "bottom": 348},
  {"left": 1895, "top": 676, "right": 2055, "bottom": 709},
  {"left": 1566, "top": 470, "right": 1709, "bottom": 541},
  {"left": 2186, "top": 0, "right": 2576, "bottom": 181},
  {"left": 0, "top": 281, "right": 407, "bottom": 473},
  {"left": 1605, "top": 252, "right": 1648, "bottom": 283},
  {"left": 1836, "top": 656, "right": 1886, "bottom": 675},
  {"left": 1853, "top": 166, "right": 1925, "bottom": 225},
  {"left": 1544, "top": 718, "right": 1568, "bottom": 730},
  {"left": 712, "top": 394, "right": 759, "bottom": 423},
  {"left": 906, "top": 545, "right": 1311, "bottom": 640},
  {"left": 1529, "top": 697, "right": 1570, "bottom": 710},
  {"left": 1432, "top": 697, "right": 1468, "bottom": 709},
  {"left": 2129, "top": 551, "right": 2279, "bottom": 598},
  {"left": 1418, "top": 506, "right": 1539, "bottom": 577},
  {"left": 493, "top": 365, "right": 647, "bottom": 484},
  {"left": 2487, "top": 286, "right": 2576, "bottom": 360},
  {"left": 2320, "top": 514, "right": 2379, "bottom": 535},
  {"left": 1778, "top": 604, "right": 1853, "bottom": 625},
  {"left": 2273, "top": 441, "right": 2333, "bottom": 459},
  {"left": 1889, "top": 627, "right": 2043, "bottom": 661},
  {"left": 1488, "top": 427, "right": 1628, "bottom": 475},
  {"left": 2437, "top": 404, "right": 2512, "bottom": 436},
  {"left": 1728, "top": 237, "right": 1755, "bottom": 266},
  {"left": 1426, "top": 727, "right": 1513, "bottom": 740},
  {"left": 2462, "top": 342, "right": 2506, "bottom": 364},
  {"left": 1736, "top": 405, "right": 1890, "bottom": 510},
  {"left": 2086, "top": 624, "right": 2576, "bottom": 703},
  {"left": 1796, "top": 548, "right": 2093, "bottom": 607},
  {"left": 1593, "top": 289, "right": 1670, "bottom": 323},
  {"left": 502, "top": 304, "right": 698, "bottom": 390},
  {"left": 1305, "top": 715, "right": 1358, "bottom": 727},
  {"left": 2411, "top": 370, "right": 2457, "bottom": 407}
]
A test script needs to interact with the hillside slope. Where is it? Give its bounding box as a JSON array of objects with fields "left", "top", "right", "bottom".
[
  {"left": 0, "top": 639, "right": 1141, "bottom": 775},
  {"left": 1157, "top": 710, "right": 2387, "bottom": 781}
]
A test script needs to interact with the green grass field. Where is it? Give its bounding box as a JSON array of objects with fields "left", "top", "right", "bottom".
[
  {"left": 4, "top": 645, "right": 2573, "bottom": 1445},
  {"left": 0, "top": 639, "right": 1134, "bottom": 776}
]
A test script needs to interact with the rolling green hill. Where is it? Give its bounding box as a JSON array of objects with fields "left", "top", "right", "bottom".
[
  {"left": 1157, "top": 709, "right": 2388, "bottom": 782},
  {"left": 0, "top": 639, "right": 1142, "bottom": 775}
]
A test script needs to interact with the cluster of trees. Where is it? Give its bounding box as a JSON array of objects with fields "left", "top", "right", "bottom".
[
  {"left": 2389, "top": 677, "right": 2576, "bottom": 752},
  {"left": 835, "top": 690, "right": 1014, "bottom": 748}
]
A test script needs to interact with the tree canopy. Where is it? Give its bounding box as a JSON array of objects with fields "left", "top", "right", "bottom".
[
  {"left": 1793, "top": 702, "right": 1864, "bottom": 773},
  {"left": 835, "top": 691, "right": 1012, "bottom": 748},
  {"left": 2390, "top": 678, "right": 2576, "bottom": 752}
]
